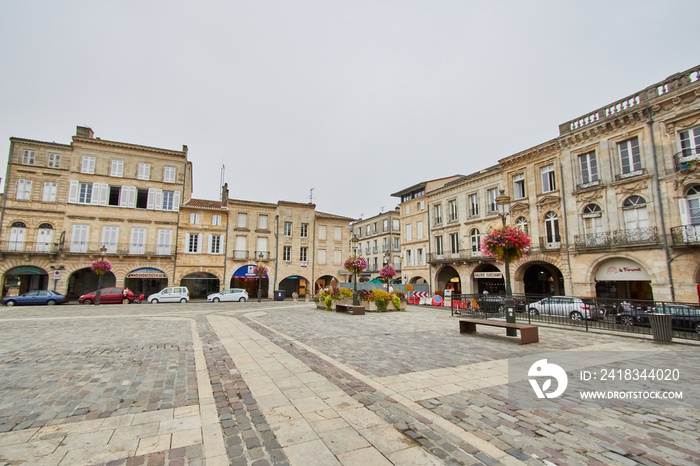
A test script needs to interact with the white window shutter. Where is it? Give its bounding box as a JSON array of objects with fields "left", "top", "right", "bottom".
[
  {"left": 154, "top": 189, "right": 163, "bottom": 210},
  {"left": 147, "top": 188, "right": 156, "bottom": 210},
  {"left": 93, "top": 183, "right": 108, "bottom": 206},
  {"left": 122, "top": 186, "right": 136, "bottom": 208},
  {"left": 197, "top": 234, "right": 203, "bottom": 253},
  {"left": 68, "top": 180, "right": 79, "bottom": 203},
  {"left": 172, "top": 191, "right": 181, "bottom": 211},
  {"left": 679, "top": 199, "right": 689, "bottom": 226},
  {"left": 185, "top": 233, "right": 191, "bottom": 253},
  {"left": 207, "top": 234, "right": 213, "bottom": 254}
]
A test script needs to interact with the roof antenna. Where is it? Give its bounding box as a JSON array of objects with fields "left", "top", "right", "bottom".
[{"left": 309, "top": 187, "right": 315, "bottom": 204}]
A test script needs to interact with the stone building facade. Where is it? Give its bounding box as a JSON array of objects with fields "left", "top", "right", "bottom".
[
  {"left": 350, "top": 209, "right": 402, "bottom": 281},
  {"left": 393, "top": 64, "right": 700, "bottom": 304},
  {"left": 0, "top": 127, "right": 353, "bottom": 300},
  {"left": 0, "top": 126, "right": 191, "bottom": 299}
]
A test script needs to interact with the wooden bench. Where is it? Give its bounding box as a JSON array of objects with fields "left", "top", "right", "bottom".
[
  {"left": 336, "top": 304, "right": 366, "bottom": 315},
  {"left": 459, "top": 319, "right": 539, "bottom": 344}
]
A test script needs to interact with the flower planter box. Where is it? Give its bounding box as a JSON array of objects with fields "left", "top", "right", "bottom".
[{"left": 361, "top": 300, "right": 406, "bottom": 312}]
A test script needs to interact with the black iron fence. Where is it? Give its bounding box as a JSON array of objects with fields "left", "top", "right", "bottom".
[{"left": 449, "top": 294, "right": 699, "bottom": 341}]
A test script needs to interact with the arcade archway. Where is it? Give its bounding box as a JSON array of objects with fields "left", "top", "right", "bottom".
[
  {"left": 279, "top": 275, "right": 309, "bottom": 298},
  {"left": 124, "top": 267, "right": 168, "bottom": 297},
  {"left": 594, "top": 257, "right": 653, "bottom": 301},
  {"left": 67, "top": 268, "right": 116, "bottom": 299},
  {"left": 230, "top": 265, "right": 268, "bottom": 299},
  {"left": 2, "top": 266, "right": 49, "bottom": 298},
  {"left": 522, "top": 263, "right": 565, "bottom": 296},
  {"left": 181, "top": 272, "right": 220, "bottom": 299},
  {"left": 472, "top": 264, "right": 503, "bottom": 294},
  {"left": 315, "top": 275, "right": 336, "bottom": 295},
  {"left": 436, "top": 266, "right": 461, "bottom": 294}
]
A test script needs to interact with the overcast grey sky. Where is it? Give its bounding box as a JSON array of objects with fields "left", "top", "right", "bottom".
[{"left": 1, "top": 1, "right": 698, "bottom": 219}]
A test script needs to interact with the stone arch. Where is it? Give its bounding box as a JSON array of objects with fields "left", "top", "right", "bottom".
[{"left": 435, "top": 265, "right": 461, "bottom": 294}]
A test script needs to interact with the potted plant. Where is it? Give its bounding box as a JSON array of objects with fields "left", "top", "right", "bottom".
[{"left": 373, "top": 289, "right": 391, "bottom": 312}]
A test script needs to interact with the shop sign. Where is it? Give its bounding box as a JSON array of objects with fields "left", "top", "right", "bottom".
[
  {"left": 126, "top": 267, "right": 167, "bottom": 279},
  {"left": 595, "top": 258, "right": 650, "bottom": 281},
  {"left": 474, "top": 272, "right": 503, "bottom": 279}
]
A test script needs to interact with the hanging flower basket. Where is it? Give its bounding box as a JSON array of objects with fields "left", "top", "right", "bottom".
[
  {"left": 379, "top": 264, "right": 396, "bottom": 281},
  {"left": 344, "top": 255, "right": 368, "bottom": 275},
  {"left": 253, "top": 264, "right": 268, "bottom": 278},
  {"left": 480, "top": 226, "right": 531, "bottom": 261},
  {"left": 91, "top": 259, "right": 113, "bottom": 276}
]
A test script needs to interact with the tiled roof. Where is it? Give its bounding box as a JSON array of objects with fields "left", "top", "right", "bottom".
[{"left": 183, "top": 199, "right": 226, "bottom": 210}]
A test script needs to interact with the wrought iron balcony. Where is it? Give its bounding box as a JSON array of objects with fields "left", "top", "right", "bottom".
[
  {"left": 427, "top": 251, "right": 490, "bottom": 264},
  {"left": 0, "top": 241, "right": 176, "bottom": 256},
  {"left": 671, "top": 225, "right": 700, "bottom": 246},
  {"left": 674, "top": 146, "right": 700, "bottom": 171},
  {"left": 0, "top": 241, "right": 60, "bottom": 254},
  {"left": 612, "top": 227, "right": 658, "bottom": 246},
  {"left": 233, "top": 250, "right": 249, "bottom": 260},
  {"left": 538, "top": 236, "right": 562, "bottom": 250},
  {"left": 574, "top": 232, "right": 611, "bottom": 249}
]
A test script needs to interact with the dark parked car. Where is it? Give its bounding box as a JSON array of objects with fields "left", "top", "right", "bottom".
[
  {"left": 616, "top": 304, "right": 700, "bottom": 334},
  {"left": 2, "top": 290, "right": 67, "bottom": 306},
  {"left": 79, "top": 287, "right": 134, "bottom": 305},
  {"left": 473, "top": 295, "right": 525, "bottom": 313}
]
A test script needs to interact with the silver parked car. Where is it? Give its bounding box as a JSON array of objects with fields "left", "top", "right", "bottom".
[
  {"left": 528, "top": 296, "right": 605, "bottom": 320},
  {"left": 147, "top": 286, "right": 190, "bottom": 303},
  {"left": 207, "top": 288, "right": 248, "bottom": 302}
]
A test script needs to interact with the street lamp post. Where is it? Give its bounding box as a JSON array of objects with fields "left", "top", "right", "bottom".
[
  {"left": 257, "top": 253, "right": 264, "bottom": 302},
  {"left": 95, "top": 245, "right": 107, "bottom": 305},
  {"left": 351, "top": 235, "right": 359, "bottom": 305},
  {"left": 495, "top": 190, "right": 517, "bottom": 336}
]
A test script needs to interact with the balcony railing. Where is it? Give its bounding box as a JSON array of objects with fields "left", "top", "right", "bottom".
[
  {"left": 539, "top": 237, "right": 562, "bottom": 250},
  {"left": 0, "top": 241, "right": 60, "bottom": 254},
  {"left": 0, "top": 241, "right": 176, "bottom": 256},
  {"left": 674, "top": 146, "right": 700, "bottom": 171},
  {"left": 671, "top": 225, "right": 700, "bottom": 246},
  {"left": 574, "top": 232, "right": 611, "bottom": 249},
  {"left": 612, "top": 227, "right": 658, "bottom": 245},
  {"left": 614, "top": 168, "right": 647, "bottom": 182},
  {"left": 427, "top": 251, "right": 490, "bottom": 264},
  {"left": 233, "top": 250, "right": 249, "bottom": 260},
  {"left": 254, "top": 250, "right": 272, "bottom": 260}
]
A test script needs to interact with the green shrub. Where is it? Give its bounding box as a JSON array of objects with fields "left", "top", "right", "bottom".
[
  {"left": 324, "top": 295, "right": 333, "bottom": 311},
  {"left": 391, "top": 295, "right": 401, "bottom": 310}
]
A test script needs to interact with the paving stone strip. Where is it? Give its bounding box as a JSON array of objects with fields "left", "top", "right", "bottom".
[
  {"left": 240, "top": 316, "right": 507, "bottom": 465},
  {"left": 195, "top": 316, "right": 289, "bottom": 466}
]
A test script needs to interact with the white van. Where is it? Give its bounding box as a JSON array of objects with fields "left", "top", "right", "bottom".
[{"left": 147, "top": 286, "right": 190, "bottom": 303}]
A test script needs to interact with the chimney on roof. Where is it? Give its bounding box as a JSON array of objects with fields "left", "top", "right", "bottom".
[
  {"left": 76, "top": 126, "right": 94, "bottom": 138},
  {"left": 221, "top": 183, "right": 229, "bottom": 204}
]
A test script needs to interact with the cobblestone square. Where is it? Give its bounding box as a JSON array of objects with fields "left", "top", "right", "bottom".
[{"left": 1, "top": 301, "right": 698, "bottom": 465}]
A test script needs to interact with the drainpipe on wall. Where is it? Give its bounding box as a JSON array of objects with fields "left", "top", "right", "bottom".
[
  {"left": 274, "top": 214, "right": 279, "bottom": 291},
  {"left": 311, "top": 214, "right": 316, "bottom": 297},
  {"left": 558, "top": 160, "right": 573, "bottom": 295},
  {"left": 427, "top": 204, "right": 433, "bottom": 294},
  {"left": 0, "top": 140, "right": 13, "bottom": 242},
  {"left": 646, "top": 108, "right": 675, "bottom": 301}
]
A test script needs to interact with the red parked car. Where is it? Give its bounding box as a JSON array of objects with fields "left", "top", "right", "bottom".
[{"left": 79, "top": 287, "right": 135, "bottom": 305}]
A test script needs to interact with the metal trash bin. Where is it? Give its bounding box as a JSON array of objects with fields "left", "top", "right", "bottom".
[
  {"left": 648, "top": 313, "right": 673, "bottom": 342},
  {"left": 274, "top": 290, "right": 285, "bottom": 301}
]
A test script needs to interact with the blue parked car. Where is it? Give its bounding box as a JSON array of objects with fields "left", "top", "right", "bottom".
[{"left": 2, "top": 290, "right": 68, "bottom": 306}]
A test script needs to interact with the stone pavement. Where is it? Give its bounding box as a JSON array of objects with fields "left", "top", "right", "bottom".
[{"left": 0, "top": 301, "right": 698, "bottom": 465}]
